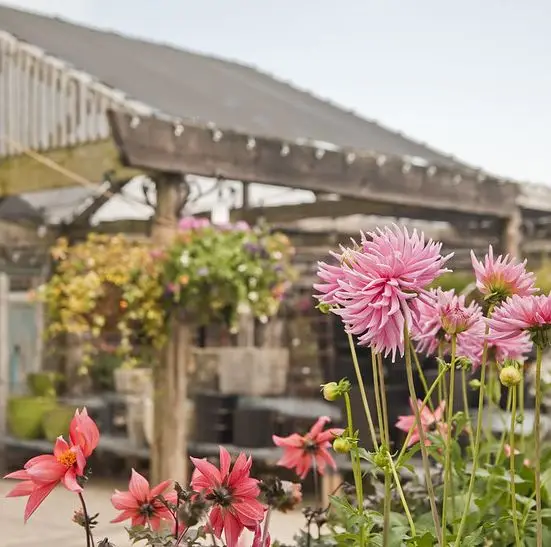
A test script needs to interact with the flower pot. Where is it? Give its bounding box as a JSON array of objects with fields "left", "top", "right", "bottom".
[
  {"left": 27, "top": 372, "right": 60, "bottom": 397},
  {"left": 8, "top": 396, "right": 57, "bottom": 440},
  {"left": 113, "top": 367, "right": 152, "bottom": 395},
  {"left": 217, "top": 347, "right": 290, "bottom": 396},
  {"left": 42, "top": 405, "right": 76, "bottom": 443}
]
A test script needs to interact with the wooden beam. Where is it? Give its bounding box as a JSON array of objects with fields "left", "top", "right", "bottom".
[
  {"left": 107, "top": 111, "right": 519, "bottom": 219},
  {"left": 71, "top": 178, "right": 133, "bottom": 226},
  {"left": 0, "top": 139, "right": 143, "bottom": 196},
  {"left": 228, "top": 198, "right": 499, "bottom": 225},
  {"left": 503, "top": 208, "right": 522, "bottom": 258},
  {"left": 0, "top": 273, "right": 8, "bottom": 473}
]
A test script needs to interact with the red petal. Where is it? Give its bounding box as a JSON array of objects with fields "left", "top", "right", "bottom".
[
  {"left": 219, "top": 446, "right": 231, "bottom": 480},
  {"left": 149, "top": 480, "right": 172, "bottom": 499},
  {"left": 6, "top": 480, "right": 35, "bottom": 497},
  {"left": 24, "top": 482, "right": 58, "bottom": 522},
  {"left": 129, "top": 469, "right": 150, "bottom": 501},
  {"left": 62, "top": 468, "right": 82, "bottom": 492},
  {"left": 190, "top": 457, "right": 222, "bottom": 486},
  {"left": 112, "top": 490, "right": 139, "bottom": 510}
]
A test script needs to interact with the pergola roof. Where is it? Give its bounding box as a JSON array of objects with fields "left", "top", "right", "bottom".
[{"left": 0, "top": 3, "right": 469, "bottom": 169}]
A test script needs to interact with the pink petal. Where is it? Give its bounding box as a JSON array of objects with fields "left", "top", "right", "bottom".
[
  {"left": 26, "top": 458, "right": 65, "bottom": 484},
  {"left": 209, "top": 506, "right": 224, "bottom": 538},
  {"left": 111, "top": 509, "right": 137, "bottom": 524},
  {"left": 309, "top": 416, "right": 331, "bottom": 439},
  {"left": 149, "top": 480, "right": 173, "bottom": 499},
  {"left": 62, "top": 467, "right": 82, "bottom": 492},
  {"left": 53, "top": 437, "right": 70, "bottom": 458},
  {"left": 224, "top": 511, "right": 245, "bottom": 547},
  {"left": 272, "top": 434, "right": 303, "bottom": 448},
  {"left": 24, "top": 482, "right": 58, "bottom": 522},
  {"left": 190, "top": 457, "right": 222, "bottom": 487},
  {"left": 6, "top": 480, "right": 35, "bottom": 497},
  {"left": 219, "top": 446, "right": 231, "bottom": 480},
  {"left": 4, "top": 469, "right": 30, "bottom": 480},
  {"left": 112, "top": 490, "right": 139, "bottom": 510},
  {"left": 129, "top": 469, "right": 150, "bottom": 502}
]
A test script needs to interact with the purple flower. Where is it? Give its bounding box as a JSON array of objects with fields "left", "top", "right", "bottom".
[{"left": 197, "top": 267, "right": 209, "bottom": 277}]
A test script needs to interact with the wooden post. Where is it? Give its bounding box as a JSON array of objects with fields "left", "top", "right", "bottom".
[
  {"left": 0, "top": 273, "right": 9, "bottom": 473},
  {"left": 503, "top": 207, "right": 522, "bottom": 258},
  {"left": 150, "top": 172, "right": 190, "bottom": 486}
]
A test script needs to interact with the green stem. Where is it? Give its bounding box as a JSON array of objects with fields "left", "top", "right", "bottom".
[
  {"left": 535, "top": 345, "right": 543, "bottom": 547},
  {"left": 485, "top": 365, "right": 496, "bottom": 463},
  {"left": 519, "top": 370, "right": 525, "bottom": 453},
  {"left": 509, "top": 386, "right": 521, "bottom": 547},
  {"left": 377, "top": 353, "right": 391, "bottom": 547},
  {"left": 397, "top": 365, "right": 447, "bottom": 464},
  {"left": 455, "top": 307, "right": 492, "bottom": 546},
  {"left": 442, "top": 335, "right": 457, "bottom": 539},
  {"left": 412, "top": 342, "right": 435, "bottom": 412},
  {"left": 347, "top": 333, "right": 379, "bottom": 450},
  {"left": 495, "top": 388, "right": 512, "bottom": 467},
  {"left": 344, "top": 392, "right": 365, "bottom": 547},
  {"left": 371, "top": 348, "right": 385, "bottom": 444},
  {"left": 387, "top": 454, "right": 416, "bottom": 537},
  {"left": 439, "top": 342, "right": 448, "bottom": 402},
  {"left": 461, "top": 368, "right": 475, "bottom": 455},
  {"left": 404, "top": 326, "right": 443, "bottom": 547}
]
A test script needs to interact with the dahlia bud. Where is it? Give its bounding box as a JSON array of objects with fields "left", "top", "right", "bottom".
[
  {"left": 333, "top": 437, "right": 352, "bottom": 454},
  {"left": 500, "top": 365, "right": 522, "bottom": 387},
  {"left": 321, "top": 382, "right": 340, "bottom": 401}
]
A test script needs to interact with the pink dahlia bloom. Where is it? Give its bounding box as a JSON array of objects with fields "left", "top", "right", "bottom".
[
  {"left": 191, "top": 447, "right": 265, "bottom": 547},
  {"left": 111, "top": 469, "right": 177, "bottom": 530},
  {"left": 395, "top": 398, "right": 447, "bottom": 447},
  {"left": 334, "top": 225, "right": 452, "bottom": 359},
  {"left": 178, "top": 216, "right": 211, "bottom": 231},
  {"left": 412, "top": 289, "right": 484, "bottom": 365},
  {"left": 471, "top": 245, "right": 536, "bottom": 301},
  {"left": 272, "top": 416, "right": 344, "bottom": 479},
  {"left": 4, "top": 407, "right": 99, "bottom": 522},
  {"left": 487, "top": 294, "right": 551, "bottom": 349},
  {"left": 460, "top": 316, "right": 533, "bottom": 367}
]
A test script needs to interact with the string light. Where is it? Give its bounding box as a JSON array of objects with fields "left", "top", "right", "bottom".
[
  {"left": 174, "top": 123, "right": 184, "bottom": 137},
  {"left": 280, "top": 144, "right": 290, "bottom": 157},
  {"left": 315, "top": 148, "right": 325, "bottom": 160},
  {"left": 130, "top": 116, "right": 140, "bottom": 129},
  {"left": 246, "top": 137, "right": 256, "bottom": 151}
]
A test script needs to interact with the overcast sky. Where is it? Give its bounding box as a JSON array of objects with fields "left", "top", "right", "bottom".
[{"left": 5, "top": 0, "right": 551, "bottom": 183}]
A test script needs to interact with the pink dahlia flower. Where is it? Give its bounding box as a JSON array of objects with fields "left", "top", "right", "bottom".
[
  {"left": 313, "top": 261, "right": 343, "bottom": 307},
  {"left": 111, "top": 469, "right": 177, "bottom": 530},
  {"left": 460, "top": 316, "right": 533, "bottom": 367},
  {"left": 4, "top": 407, "right": 99, "bottom": 522},
  {"left": 412, "top": 289, "right": 483, "bottom": 364},
  {"left": 395, "top": 398, "right": 447, "bottom": 447},
  {"left": 471, "top": 245, "right": 536, "bottom": 302},
  {"left": 191, "top": 447, "right": 265, "bottom": 547},
  {"left": 487, "top": 294, "right": 551, "bottom": 349},
  {"left": 333, "top": 225, "right": 452, "bottom": 359},
  {"left": 272, "top": 416, "right": 344, "bottom": 479}
]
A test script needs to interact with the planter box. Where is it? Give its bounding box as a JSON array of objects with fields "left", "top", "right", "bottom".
[{"left": 217, "top": 347, "right": 290, "bottom": 396}]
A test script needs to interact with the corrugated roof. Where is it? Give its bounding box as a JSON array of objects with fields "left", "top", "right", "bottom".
[{"left": 0, "top": 4, "right": 469, "bottom": 169}]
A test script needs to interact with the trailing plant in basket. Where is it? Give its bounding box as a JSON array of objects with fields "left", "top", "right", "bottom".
[
  {"left": 160, "top": 218, "right": 296, "bottom": 329},
  {"left": 36, "top": 233, "right": 165, "bottom": 369}
]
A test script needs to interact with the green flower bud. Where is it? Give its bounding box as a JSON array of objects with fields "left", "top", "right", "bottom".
[
  {"left": 499, "top": 365, "right": 522, "bottom": 387},
  {"left": 321, "top": 382, "right": 340, "bottom": 401},
  {"left": 333, "top": 437, "right": 352, "bottom": 454}
]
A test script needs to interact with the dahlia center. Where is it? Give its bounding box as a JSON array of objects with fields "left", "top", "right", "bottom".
[
  {"left": 139, "top": 502, "right": 156, "bottom": 517},
  {"left": 57, "top": 450, "right": 77, "bottom": 468},
  {"left": 303, "top": 439, "right": 318, "bottom": 453},
  {"left": 211, "top": 486, "right": 233, "bottom": 507}
]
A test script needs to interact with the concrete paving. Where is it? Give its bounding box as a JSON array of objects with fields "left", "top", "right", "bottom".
[{"left": 0, "top": 479, "right": 305, "bottom": 547}]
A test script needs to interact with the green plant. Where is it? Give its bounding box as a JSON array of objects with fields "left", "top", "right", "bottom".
[{"left": 7, "top": 396, "right": 57, "bottom": 439}]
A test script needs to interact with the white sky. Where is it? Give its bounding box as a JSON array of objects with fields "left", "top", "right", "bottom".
[{"left": 5, "top": 0, "right": 551, "bottom": 185}]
